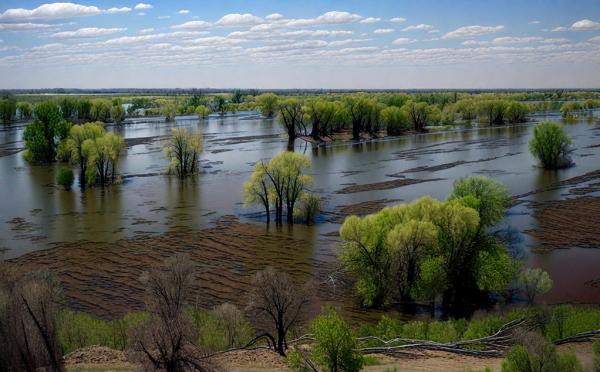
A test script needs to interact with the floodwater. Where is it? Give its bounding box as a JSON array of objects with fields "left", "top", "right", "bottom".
[{"left": 1, "top": 111, "right": 599, "bottom": 318}]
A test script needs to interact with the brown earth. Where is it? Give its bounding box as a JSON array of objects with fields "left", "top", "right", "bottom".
[
  {"left": 329, "top": 198, "right": 401, "bottom": 223},
  {"left": 63, "top": 342, "right": 597, "bottom": 372},
  {"left": 336, "top": 178, "right": 444, "bottom": 194},
  {"left": 526, "top": 196, "right": 600, "bottom": 251}
]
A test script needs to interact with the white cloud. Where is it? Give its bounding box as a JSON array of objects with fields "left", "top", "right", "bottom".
[
  {"left": 50, "top": 27, "right": 127, "bottom": 38},
  {"left": 313, "top": 11, "right": 362, "bottom": 24},
  {"left": 157, "top": 15, "right": 170, "bottom": 20},
  {"left": 0, "top": 22, "right": 57, "bottom": 31},
  {"left": 390, "top": 17, "right": 406, "bottom": 23},
  {"left": 328, "top": 38, "right": 369, "bottom": 47},
  {"left": 178, "top": 9, "right": 190, "bottom": 15},
  {"left": 462, "top": 36, "right": 570, "bottom": 46},
  {"left": 137, "top": 13, "right": 145, "bottom": 16},
  {"left": 571, "top": 19, "right": 600, "bottom": 31},
  {"left": 281, "top": 30, "right": 353, "bottom": 37},
  {"left": 265, "top": 13, "right": 284, "bottom": 21},
  {"left": 528, "top": 20, "right": 541, "bottom": 25},
  {"left": 402, "top": 24, "right": 434, "bottom": 32},
  {"left": 360, "top": 17, "right": 381, "bottom": 24},
  {"left": 105, "top": 7, "right": 131, "bottom": 14},
  {"left": 134, "top": 3, "right": 153, "bottom": 10},
  {"left": 31, "top": 42, "right": 65, "bottom": 51},
  {"left": 392, "top": 37, "right": 416, "bottom": 45},
  {"left": 373, "top": 28, "right": 394, "bottom": 34},
  {"left": 0, "top": 2, "right": 101, "bottom": 21},
  {"left": 216, "top": 13, "right": 263, "bottom": 26},
  {"left": 171, "top": 20, "right": 212, "bottom": 30},
  {"left": 139, "top": 28, "right": 154, "bottom": 34},
  {"left": 442, "top": 25, "right": 504, "bottom": 39},
  {"left": 551, "top": 26, "right": 568, "bottom": 32},
  {"left": 589, "top": 36, "right": 600, "bottom": 43}
]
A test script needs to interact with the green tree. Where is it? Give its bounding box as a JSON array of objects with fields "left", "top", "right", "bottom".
[
  {"left": 448, "top": 176, "right": 511, "bottom": 228},
  {"left": 559, "top": 102, "right": 582, "bottom": 118},
  {"left": 82, "top": 132, "right": 124, "bottom": 185},
  {"left": 402, "top": 100, "right": 430, "bottom": 132},
  {"left": 195, "top": 105, "right": 210, "bottom": 119},
  {"left": 502, "top": 333, "right": 583, "bottom": 372},
  {"left": 58, "top": 97, "right": 78, "bottom": 120},
  {"left": 529, "top": 122, "right": 572, "bottom": 169},
  {"left": 163, "top": 102, "right": 177, "bottom": 122},
  {"left": 305, "top": 99, "right": 337, "bottom": 139},
  {"left": 310, "top": 307, "right": 363, "bottom": 372},
  {"left": 243, "top": 162, "right": 273, "bottom": 223},
  {"left": 505, "top": 101, "right": 529, "bottom": 124},
  {"left": 65, "top": 122, "right": 106, "bottom": 186},
  {"left": 477, "top": 100, "right": 508, "bottom": 125},
  {"left": 56, "top": 168, "right": 74, "bottom": 190},
  {"left": 110, "top": 104, "right": 126, "bottom": 124},
  {"left": 90, "top": 99, "right": 112, "bottom": 122},
  {"left": 518, "top": 268, "right": 553, "bottom": 306},
  {"left": 381, "top": 106, "right": 410, "bottom": 135},
  {"left": 17, "top": 102, "right": 32, "bottom": 121},
  {"left": 278, "top": 99, "right": 306, "bottom": 142},
  {"left": 163, "top": 128, "right": 202, "bottom": 178},
  {"left": 213, "top": 96, "right": 227, "bottom": 116},
  {"left": 344, "top": 94, "right": 372, "bottom": 140},
  {"left": 256, "top": 93, "right": 279, "bottom": 118},
  {"left": 23, "top": 101, "right": 71, "bottom": 163},
  {"left": 0, "top": 96, "right": 17, "bottom": 123}
]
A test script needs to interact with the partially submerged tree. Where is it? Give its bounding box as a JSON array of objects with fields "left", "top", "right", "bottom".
[
  {"left": 304, "top": 99, "right": 337, "bottom": 139},
  {"left": 256, "top": 93, "right": 279, "bottom": 118},
  {"left": 195, "top": 105, "right": 210, "bottom": 119},
  {"left": 529, "top": 122, "right": 572, "bottom": 169},
  {"left": 23, "top": 101, "right": 71, "bottom": 163},
  {"left": 518, "top": 268, "right": 553, "bottom": 306},
  {"left": 110, "top": 104, "right": 126, "bottom": 124},
  {"left": 81, "top": 132, "right": 125, "bottom": 186},
  {"left": 381, "top": 106, "right": 410, "bottom": 135},
  {"left": 247, "top": 267, "right": 311, "bottom": 356},
  {"left": 65, "top": 122, "right": 106, "bottom": 186},
  {"left": 164, "top": 128, "right": 203, "bottom": 178},
  {"left": 243, "top": 162, "right": 272, "bottom": 223},
  {"left": 402, "top": 100, "right": 430, "bottom": 132},
  {"left": 278, "top": 99, "right": 306, "bottom": 143}
]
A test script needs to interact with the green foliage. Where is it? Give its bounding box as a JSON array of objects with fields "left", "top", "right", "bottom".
[
  {"left": 529, "top": 122, "right": 572, "bottom": 169},
  {"left": 17, "top": 102, "right": 32, "bottom": 120},
  {"left": 341, "top": 176, "right": 516, "bottom": 308},
  {"left": 195, "top": 105, "right": 210, "bottom": 118},
  {"left": 81, "top": 132, "right": 124, "bottom": 185},
  {"left": 163, "top": 128, "right": 202, "bottom": 178},
  {"left": 23, "top": 101, "right": 71, "bottom": 163},
  {"left": 304, "top": 99, "right": 338, "bottom": 138},
  {"left": 56, "top": 310, "right": 149, "bottom": 354},
  {"left": 381, "top": 106, "right": 410, "bottom": 135},
  {"left": 477, "top": 100, "right": 508, "bottom": 125},
  {"left": 505, "top": 102, "right": 529, "bottom": 124},
  {"left": 449, "top": 176, "right": 511, "bottom": 228},
  {"left": 189, "top": 305, "right": 253, "bottom": 351},
  {"left": 256, "top": 93, "right": 279, "bottom": 118},
  {"left": 502, "top": 333, "right": 583, "bottom": 372},
  {"left": 560, "top": 101, "right": 582, "bottom": 118},
  {"left": 110, "top": 104, "right": 126, "bottom": 124},
  {"left": 0, "top": 96, "right": 17, "bottom": 123},
  {"left": 279, "top": 98, "right": 305, "bottom": 140},
  {"left": 310, "top": 307, "right": 364, "bottom": 372},
  {"left": 56, "top": 168, "right": 74, "bottom": 190},
  {"left": 294, "top": 193, "right": 321, "bottom": 225},
  {"left": 163, "top": 102, "right": 178, "bottom": 121},
  {"left": 90, "top": 99, "right": 112, "bottom": 122},
  {"left": 402, "top": 100, "right": 430, "bottom": 132},
  {"left": 518, "top": 268, "right": 553, "bottom": 306}
]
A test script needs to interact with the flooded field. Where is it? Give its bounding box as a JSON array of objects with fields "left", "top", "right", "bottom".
[{"left": 1, "top": 111, "right": 600, "bottom": 319}]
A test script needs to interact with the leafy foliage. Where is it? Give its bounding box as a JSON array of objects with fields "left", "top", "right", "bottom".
[
  {"left": 56, "top": 168, "right": 74, "bottom": 190},
  {"left": 164, "top": 128, "right": 203, "bottom": 178},
  {"left": 23, "top": 101, "right": 71, "bottom": 163},
  {"left": 529, "top": 122, "right": 572, "bottom": 169}
]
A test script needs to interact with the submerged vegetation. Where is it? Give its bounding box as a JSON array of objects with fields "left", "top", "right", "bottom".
[
  {"left": 163, "top": 128, "right": 203, "bottom": 178},
  {"left": 529, "top": 122, "right": 573, "bottom": 169}
]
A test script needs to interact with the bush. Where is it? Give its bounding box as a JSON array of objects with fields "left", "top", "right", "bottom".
[
  {"left": 528, "top": 122, "right": 572, "bottom": 169},
  {"left": 593, "top": 338, "right": 600, "bottom": 371},
  {"left": 189, "top": 304, "right": 253, "bottom": 351},
  {"left": 23, "top": 101, "right": 71, "bottom": 163},
  {"left": 310, "top": 307, "right": 363, "bottom": 372},
  {"left": 294, "top": 194, "right": 321, "bottom": 225},
  {"left": 502, "top": 332, "right": 583, "bottom": 372},
  {"left": 381, "top": 106, "right": 410, "bottom": 135},
  {"left": 505, "top": 102, "right": 529, "bottom": 124},
  {"left": 56, "top": 168, "right": 74, "bottom": 190}
]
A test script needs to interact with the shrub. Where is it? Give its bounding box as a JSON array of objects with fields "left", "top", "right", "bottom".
[
  {"left": 190, "top": 304, "right": 253, "bottom": 351},
  {"left": 56, "top": 168, "right": 74, "bottom": 190},
  {"left": 195, "top": 105, "right": 210, "bottom": 119},
  {"left": 528, "top": 122, "right": 572, "bottom": 169},
  {"left": 505, "top": 102, "right": 529, "bottom": 124},
  {"left": 593, "top": 338, "right": 600, "bottom": 371},
  {"left": 501, "top": 332, "right": 583, "bottom": 372},
  {"left": 381, "top": 106, "right": 410, "bottom": 135},
  {"left": 518, "top": 268, "right": 553, "bottom": 306},
  {"left": 294, "top": 194, "right": 321, "bottom": 225},
  {"left": 310, "top": 307, "right": 363, "bottom": 372}
]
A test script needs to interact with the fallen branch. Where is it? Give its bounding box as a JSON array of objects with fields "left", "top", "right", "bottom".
[{"left": 554, "top": 329, "right": 600, "bottom": 345}]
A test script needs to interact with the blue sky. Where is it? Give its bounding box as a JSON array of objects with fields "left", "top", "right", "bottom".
[{"left": 1, "top": 0, "right": 599, "bottom": 88}]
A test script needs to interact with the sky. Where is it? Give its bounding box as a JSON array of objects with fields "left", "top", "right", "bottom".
[{"left": 0, "top": 0, "right": 600, "bottom": 89}]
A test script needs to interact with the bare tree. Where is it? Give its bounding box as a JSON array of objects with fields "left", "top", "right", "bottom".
[
  {"left": 247, "top": 267, "right": 312, "bottom": 356},
  {"left": 0, "top": 266, "right": 64, "bottom": 371},
  {"left": 133, "top": 254, "right": 217, "bottom": 371}
]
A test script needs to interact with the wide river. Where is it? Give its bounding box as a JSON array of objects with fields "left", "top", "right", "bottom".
[{"left": 1, "top": 111, "right": 599, "bottom": 318}]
